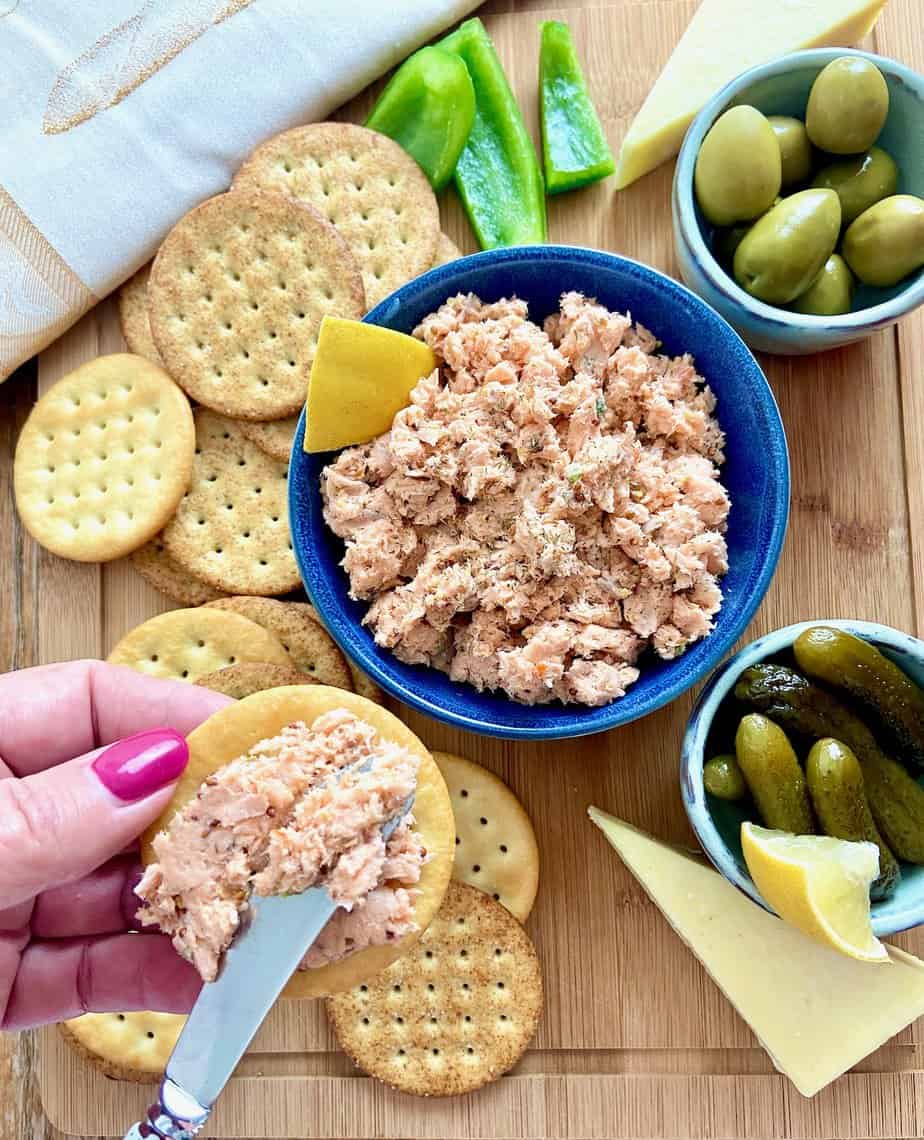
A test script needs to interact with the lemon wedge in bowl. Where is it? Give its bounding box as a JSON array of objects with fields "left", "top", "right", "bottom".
[{"left": 740, "top": 823, "right": 888, "bottom": 963}]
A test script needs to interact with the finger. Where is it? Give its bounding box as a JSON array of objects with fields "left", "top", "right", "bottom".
[
  {"left": 0, "top": 731, "right": 187, "bottom": 910},
  {"left": 31, "top": 856, "right": 144, "bottom": 939},
  {"left": 1, "top": 933, "right": 201, "bottom": 1030},
  {"left": 0, "top": 928, "right": 29, "bottom": 1025},
  {"left": 0, "top": 660, "right": 230, "bottom": 777}
]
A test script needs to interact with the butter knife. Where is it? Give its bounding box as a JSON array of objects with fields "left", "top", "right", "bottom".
[{"left": 123, "top": 797, "right": 412, "bottom": 1139}]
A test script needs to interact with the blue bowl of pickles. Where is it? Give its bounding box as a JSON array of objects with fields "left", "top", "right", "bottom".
[{"left": 681, "top": 619, "right": 924, "bottom": 937}]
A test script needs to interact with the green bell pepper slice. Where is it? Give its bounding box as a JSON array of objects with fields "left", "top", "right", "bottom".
[
  {"left": 365, "top": 46, "right": 475, "bottom": 192},
  {"left": 438, "top": 18, "right": 546, "bottom": 248},
  {"left": 539, "top": 20, "right": 614, "bottom": 195}
]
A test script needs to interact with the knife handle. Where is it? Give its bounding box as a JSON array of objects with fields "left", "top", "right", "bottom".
[{"left": 123, "top": 1079, "right": 211, "bottom": 1140}]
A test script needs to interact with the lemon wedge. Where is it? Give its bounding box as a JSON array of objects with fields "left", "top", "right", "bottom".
[
  {"left": 304, "top": 316, "right": 436, "bottom": 454},
  {"left": 740, "top": 823, "right": 888, "bottom": 963}
]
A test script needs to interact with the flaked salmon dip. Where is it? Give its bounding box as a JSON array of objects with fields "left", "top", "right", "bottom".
[
  {"left": 322, "top": 292, "right": 730, "bottom": 707},
  {"left": 135, "top": 710, "right": 426, "bottom": 982}
]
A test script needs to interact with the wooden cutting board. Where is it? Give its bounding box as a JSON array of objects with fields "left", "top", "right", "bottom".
[{"left": 33, "top": 0, "right": 924, "bottom": 1136}]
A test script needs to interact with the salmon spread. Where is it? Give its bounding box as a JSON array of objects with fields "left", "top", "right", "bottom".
[
  {"left": 135, "top": 710, "right": 426, "bottom": 982},
  {"left": 321, "top": 292, "right": 731, "bottom": 706}
]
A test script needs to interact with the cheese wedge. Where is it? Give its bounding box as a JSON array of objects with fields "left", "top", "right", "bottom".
[
  {"left": 588, "top": 807, "right": 924, "bottom": 1097},
  {"left": 614, "top": 0, "right": 889, "bottom": 189},
  {"left": 304, "top": 317, "right": 436, "bottom": 454}
]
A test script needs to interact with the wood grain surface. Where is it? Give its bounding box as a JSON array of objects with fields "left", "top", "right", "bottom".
[{"left": 3, "top": 0, "right": 924, "bottom": 1137}]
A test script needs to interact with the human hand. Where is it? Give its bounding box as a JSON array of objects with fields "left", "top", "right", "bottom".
[{"left": 0, "top": 660, "right": 230, "bottom": 1030}]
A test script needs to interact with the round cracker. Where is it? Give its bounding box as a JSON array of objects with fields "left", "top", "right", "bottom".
[
  {"left": 238, "top": 414, "right": 299, "bottom": 462},
  {"left": 234, "top": 123, "right": 439, "bottom": 309},
  {"left": 117, "top": 263, "right": 165, "bottom": 367},
  {"left": 14, "top": 354, "right": 195, "bottom": 562},
  {"left": 343, "top": 659, "right": 384, "bottom": 704},
  {"left": 433, "top": 232, "right": 463, "bottom": 267},
  {"left": 326, "top": 882, "right": 543, "bottom": 1097},
  {"left": 272, "top": 598, "right": 383, "bottom": 702},
  {"left": 129, "top": 532, "right": 226, "bottom": 606},
  {"left": 196, "top": 661, "right": 320, "bottom": 698},
  {"left": 148, "top": 189, "right": 364, "bottom": 421},
  {"left": 163, "top": 410, "right": 300, "bottom": 596},
  {"left": 204, "top": 597, "right": 352, "bottom": 689},
  {"left": 59, "top": 1011, "right": 184, "bottom": 1083},
  {"left": 141, "top": 686, "right": 455, "bottom": 998},
  {"left": 432, "top": 753, "right": 539, "bottom": 922},
  {"left": 108, "top": 606, "right": 291, "bottom": 682}
]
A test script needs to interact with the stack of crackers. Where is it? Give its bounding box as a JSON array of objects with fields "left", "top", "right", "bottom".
[
  {"left": 16, "top": 121, "right": 462, "bottom": 611},
  {"left": 325, "top": 753, "right": 543, "bottom": 1096},
  {"left": 105, "top": 595, "right": 374, "bottom": 699},
  {"left": 121, "top": 121, "right": 461, "bottom": 609},
  {"left": 14, "top": 120, "right": 465, "bottom": 705}
]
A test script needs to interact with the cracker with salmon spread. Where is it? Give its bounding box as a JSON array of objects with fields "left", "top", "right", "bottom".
[
  {"left": 163, "top": 410, "right": 300, "bottom": 597},
  {"left": 117, "top": 263, "right": 164, "bottom": 367},
  {"left": 205, "top": 597, "right": 352, "bottom": 689},
  {"left": 14, "top": 354, "right": 194, "bottom": 562},
  {"left": 433, "top": 752, "right": 540, "bottom": 922},
  {"left": 59, "top": 1012, "right": 184, "bottom": 1083},
  {"left": 148, "top": 190, "right": 364, "bottom": 421},
  {"left": 234, "top": 123, "right": 439, "bottom": 309},
  {"left": 140, "top": 687, "right": 454, "bottom": 998},
  {"left": 108, "top": 606, "right": 290, "bottom": 682},
  {"left": 326, "top": 882, "right": 543, "bottom": 1096}
]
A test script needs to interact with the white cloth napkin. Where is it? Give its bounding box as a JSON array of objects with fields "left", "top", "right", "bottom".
[{"left": 0, "top": 0, "right": 480, "bottom": 382}]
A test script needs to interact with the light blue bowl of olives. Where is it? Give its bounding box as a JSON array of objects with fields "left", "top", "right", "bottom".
[{"left": 672, "top": 49, "right": 924, "bottom": 355}]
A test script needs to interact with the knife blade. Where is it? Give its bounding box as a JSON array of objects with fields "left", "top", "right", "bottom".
[{"left": 124, "top": 795, "right": 413, "bottom": 1140}]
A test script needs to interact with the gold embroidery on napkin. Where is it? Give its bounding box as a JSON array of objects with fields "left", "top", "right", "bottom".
[
  {"left": 43, "top": 0, "right": 254, "bottom": 135},
  {"left": 0, "top": 187, "right": 95, "bottom": 381}
]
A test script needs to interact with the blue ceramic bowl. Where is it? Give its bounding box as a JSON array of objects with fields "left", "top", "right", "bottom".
[
  {"left": 673, "top": 49, "right": 924, "bottom": 355},
  {"left": 681, "top": 619, "right": 924, "bottom": 936},
  {"left": 289, "top": 245, "right": 789, "bottom": 739}
]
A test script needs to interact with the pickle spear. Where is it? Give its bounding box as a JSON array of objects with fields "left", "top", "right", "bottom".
[
  {"left": 794, "top": 626, "right": 924, "bottom": 771},
  {"left": 806, "top": 738, "right": 900, "bottom": 900},
  {"left": 734, "top": 714, "right": 815, "bottom": 833},
  {"left": 735, "top": 663, "right": 924, "bottom": 863}
]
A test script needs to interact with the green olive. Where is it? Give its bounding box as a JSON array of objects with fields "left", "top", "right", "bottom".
[
  {"left": 842, "top": 194, "right": 924, "bottom": 287},
  {"left": 768, "top": 116, "right": 813, "bottom": 186},
  {"left": 790, "top": 254, "right": 855, "bottom": 315},
  {"left": 713, "top": 223, "right": 752, "bottom": 265},
  {"left": 695, "top": 105, "right": 782, "bottom": 226},
  {"left": 805, "top": 56, "right": 889, "bottom": 154},
  {"left": 733, "top": 188, "right": 842, "bottom": 304},
  {"left": 812, "top": 147, "right": 898, "bottom": 224}
]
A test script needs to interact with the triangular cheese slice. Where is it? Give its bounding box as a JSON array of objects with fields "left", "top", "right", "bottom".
[
  {"left": 588, "top": 807, "right": 924, "bottom": 1097},
  {"left": 614, "top": 0, "right": 889, "bottom": 189}
]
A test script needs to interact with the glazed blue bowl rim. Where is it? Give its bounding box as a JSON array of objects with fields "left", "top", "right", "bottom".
[
  {"left": 675, "top": 47, "right": 924, "bottom": 330},
  {"left": 680, "top": 618, "right": 924, "bottom": 936},
  {"left": 289, "top": 244, "right": 790, "bottom": 739}
]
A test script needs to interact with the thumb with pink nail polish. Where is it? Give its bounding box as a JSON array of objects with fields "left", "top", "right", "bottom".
[
  {"left": 0, "top": 727, "right": 188, "bottom": 910},
  {"left": 92, "top": 728, "right": 188, "bottom": 802}
]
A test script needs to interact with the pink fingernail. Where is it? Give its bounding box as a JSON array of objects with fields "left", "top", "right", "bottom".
[{"left": 92, "top": 729, "right": 188, "bottom": 802}]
